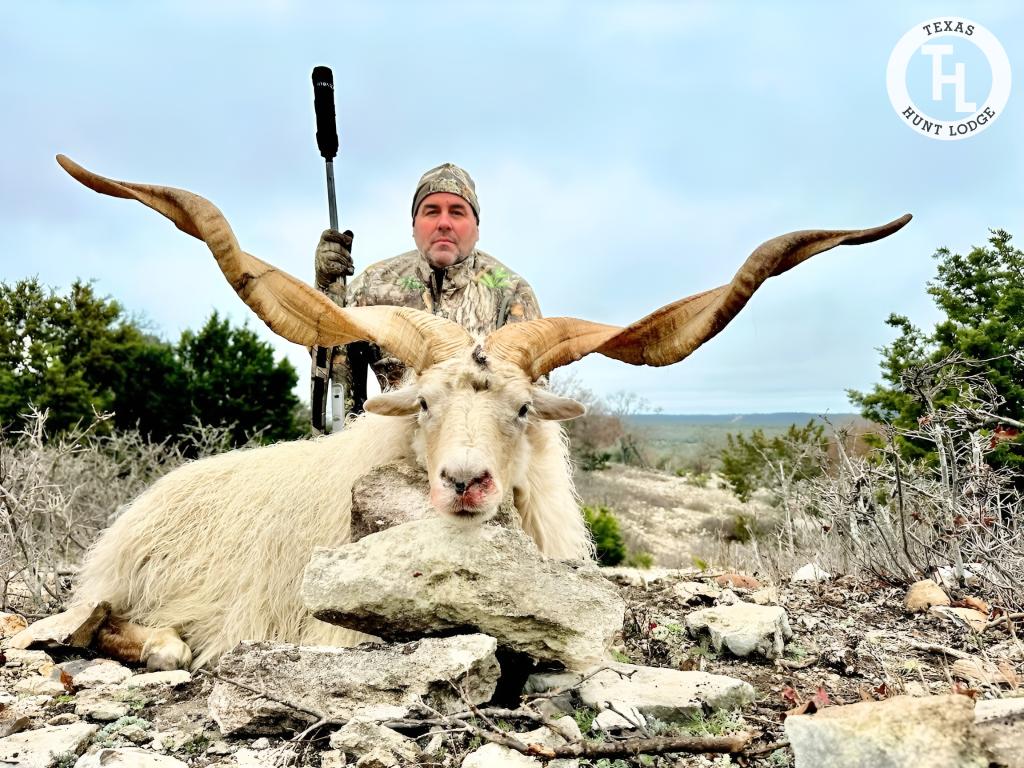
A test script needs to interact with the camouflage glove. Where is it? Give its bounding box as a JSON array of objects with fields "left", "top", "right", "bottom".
[{"left": 314, "top": 229, "right": 355, "bottom": 290}]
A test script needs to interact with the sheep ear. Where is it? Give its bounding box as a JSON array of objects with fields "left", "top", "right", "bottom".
[
  {"left": 533, "top": 389, "right": 585, "bottom": 421},
  {"left": 364, "top": 390, "right": 420, "bottom": 417}
]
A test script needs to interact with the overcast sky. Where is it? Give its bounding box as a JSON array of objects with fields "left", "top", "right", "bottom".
[{"left": 2, "top": 2, "right": 1020, "bottom": 414}]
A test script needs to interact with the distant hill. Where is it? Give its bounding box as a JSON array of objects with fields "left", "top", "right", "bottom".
[
  {"left": 619, "top": 413, "right": 875, "bottom": 469},
  {"left": 626, "top": 413, "right": 871, "bottom": 428}
]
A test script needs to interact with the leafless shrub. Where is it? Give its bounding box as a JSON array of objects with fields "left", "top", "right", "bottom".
[
  {"left": 0, "top": 408, "right": 252, "bottom": 615},
  {"left": 773, "top": 356, "right": 1024, "bottom": 609}
]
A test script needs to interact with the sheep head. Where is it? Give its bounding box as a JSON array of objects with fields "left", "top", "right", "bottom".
[{"left": 365, "top": 345, "right": 582, "bottom": 519}]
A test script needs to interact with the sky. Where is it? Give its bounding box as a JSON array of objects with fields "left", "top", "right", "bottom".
[{"left": 2, "top": 2, "right": 1021, "bottom": 415}]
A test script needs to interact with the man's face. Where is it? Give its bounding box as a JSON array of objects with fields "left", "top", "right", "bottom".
[{"left": 412, "top": 192, "right": 479, "bottom": 269}]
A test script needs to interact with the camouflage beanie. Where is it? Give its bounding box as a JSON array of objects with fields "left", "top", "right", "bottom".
[{"left": 411, "top": 163, "right": 480, "bottom": 222}]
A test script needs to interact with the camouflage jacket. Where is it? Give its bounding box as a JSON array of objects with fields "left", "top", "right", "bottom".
[{"left": 334, "top": 248, "right": 541, "bottom": 397}]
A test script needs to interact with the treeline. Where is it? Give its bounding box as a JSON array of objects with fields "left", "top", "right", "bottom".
[{"left": 0, "top": 278, "right": 306, "bottom": 447}]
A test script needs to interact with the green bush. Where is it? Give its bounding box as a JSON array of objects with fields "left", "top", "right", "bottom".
[{"left": 582, "top": 505, "right": 626, "bottom": 566}]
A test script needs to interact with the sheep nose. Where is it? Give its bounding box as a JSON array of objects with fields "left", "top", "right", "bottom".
[{"left": 440, "top": 468, "right": 490, "bottom": 495}]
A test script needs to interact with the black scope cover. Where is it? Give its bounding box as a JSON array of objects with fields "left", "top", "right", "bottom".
[{"left": 312, "top": 66, "right": 339, "bottom": 160}]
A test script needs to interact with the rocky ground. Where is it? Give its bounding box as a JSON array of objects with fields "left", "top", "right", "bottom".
[{"left": 1, "top": 465, "right": 1022, "bottom": 767}]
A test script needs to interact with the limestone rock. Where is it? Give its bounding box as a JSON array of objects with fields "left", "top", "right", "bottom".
[
  {"left": 328, "top": 718, "right": 420, "bottom": 764},
  {"left": 208, "top": 635, "right": 499, "bottom": 736},
  {"left": 75, "top": 689, "right": 130, "bottom": 722},
  {"left": 904, "top": 580, "right": 950, "bottom": 613},
  {"left": 123, "top": 670, "right": 191, "bottom": 689},
  {"left": 302, "top": 517, "right": 624, "bottom": 668},
  {"left": 791, "top": 563, "right": 831, "bottom": 582},
  {"left": 672, "top": 581, "right": 720, "bottom": 604},
  {"left": 574, "top": 663, "right": 755, "bottom": 723},
  {"left": 0, "top": 611, "right": 28, "bottom": 638},
  {"left": 685, "top": 602, "right": 793, "bottom": 659},
  {"left": 462, "top": 718, "right": 580, "bottom": 767},
  {"left": 785, "top": 694, "right": 989, "bottom": 768},
  {"left": 975, "top": 696, "right": 1024, "bottom": 768},
  {"left": 594, "top": 707, "right": 646, "bottom": 732},
  {"left": 349, "top": 461, "right": 437, "bottom": 542},
  {"left": 14, "top": 675, "right": 67, "bottom": 697},
  {"left": 0, "top": 722, "right": 98, "bottom": 768},
  {"left": 3, "top": 649, "right": 56, "bottom": 674},
  {"left": 61, "top": 659, "right": 133, "bottom": 689},
  {"left": 75, "top": 748, "right": 188, "bottom": 767},
  {"left": 8, "top": 602, "right": 110, "bottom": 651}
]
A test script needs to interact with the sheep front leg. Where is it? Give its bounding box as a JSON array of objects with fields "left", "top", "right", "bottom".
[{"left": 96, "top": 617, "right": 193, "bottom": 671}]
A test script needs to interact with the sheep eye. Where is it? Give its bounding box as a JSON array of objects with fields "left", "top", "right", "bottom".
[
  {"left": 418, "top": 398, "right": 429, "bottom": 413},
  {"left": 518, "top": 403, "right": 530, "bottom": 418}
]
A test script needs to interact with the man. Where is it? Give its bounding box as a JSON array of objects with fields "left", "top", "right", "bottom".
[{"left": 315, "top": 162, "right": 541, "bottom": 410}]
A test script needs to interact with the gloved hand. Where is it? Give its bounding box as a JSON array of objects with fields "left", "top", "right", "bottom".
[{"left": 314, "top": 229, "right": 355, "bottom": 290}]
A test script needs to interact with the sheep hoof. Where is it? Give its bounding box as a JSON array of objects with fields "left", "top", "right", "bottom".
[{"left": 142, "top": 631, "right": 193, "bottom": 671}]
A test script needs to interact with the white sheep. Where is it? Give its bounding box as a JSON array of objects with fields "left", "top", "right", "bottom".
[{"left": 15, "top": 156, "right": 909, "bottom": 669}]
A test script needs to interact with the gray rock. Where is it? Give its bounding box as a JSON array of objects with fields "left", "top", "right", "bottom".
[
  {"left": 302, "top": 518, "right": 624, "bottom": 668},
  {"left": 685, "top": 601, "right": 793, "bottom": 659},
  {"left": 7, "top": 602, "right": 110, "bottom": 652},
  {"left": 74, "top": 689, "right": 130, "bottom": 722},
  {"left": 0, "top": 722, "right": 98, "bottom": 768},
  {"left": 791, "top": 563, "right": 831, "bottom": 582},
  {"left": 0, "top": 611, "right": 28, "bottom": 638},
  {"left": 785, "top": 695, "right": 989, "bottom": 768},
  {"left": 573, "top": 663, "right": 754, "bottom": 723},
  {"left": 75, "top": 749, "right": 189, "bottom": 767},
  {"left": 62, "top": 659, "right": 133, "bottom": 689},
  {"left": 122, "top": 670, "right": 191, "bottom": 689},
  {"left": 975, "top": 697, "right": 1024, "bottom": 768},
  {"left": 328, "top": 719, "right": 419, "bottom": 764},
  {"left": 14, "top": 676, "right": 67, "bottom": 697},
  {"left": 208, "top": 635, "right": 500, "bottom": 736},
  {"left": 672, "top": 581, "right": 721, "bottom": 604},
  {"left": 594, "top": 707, "right": 646, "bottom": 732},
  {"left": 349, "top": 462, "right": 437, "bottom": 542},
  {"left": 3, "top": 650, "right": 55, "bottom": 673},
  {"left": 462, "top": 718, "right": 580, "bottom": 767}
]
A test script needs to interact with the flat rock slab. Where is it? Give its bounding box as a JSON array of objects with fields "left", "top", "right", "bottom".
[
  {"left": 208, "top": 634, "right": 500, "bottom": 736},
  {"left": 302, "top": 518, "right": 625, "bottom": 668},
  {"left": 785, "top": 694, "right": 989, "bottom": 768},
  {"left": 0, "top": 723, "right": 98, "bottom": 768},
  {"left": 552, "top": 663, "right": 754, "bottom": 723},
  {"left": 75, "top": 749, "right": 189, "bottom": 767},
  {"left": 8, "top": 602, "right": 110, "bottom": 652},
  {"left": 685, "top": 602, "right": 793, "bottom": 659}
]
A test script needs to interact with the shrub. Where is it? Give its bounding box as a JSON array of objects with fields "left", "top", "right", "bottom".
[{"left": 582, "top": 504, "right": 626, "bottom": 566}]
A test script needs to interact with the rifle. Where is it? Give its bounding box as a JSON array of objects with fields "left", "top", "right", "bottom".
[{"left": 310, "top": 65, "right": 351, "bottom": 434}]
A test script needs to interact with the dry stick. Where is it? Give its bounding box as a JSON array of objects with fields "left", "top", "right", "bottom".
[
  {"left": 742, "top": 739, "right": 791, "bottom": 757},
  {"left": 196, "top": 669, "right": 328, "bottom": 723},
  {"left": 986, "top": 613, "right": 1024, "bottom": 632},
  {"left": 531, "top": 731, "right": 753, "bottom": 760},
  {"left": 906, "top": 639, "right": 974, "bottom": 661}
]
